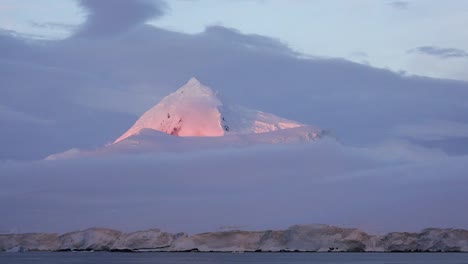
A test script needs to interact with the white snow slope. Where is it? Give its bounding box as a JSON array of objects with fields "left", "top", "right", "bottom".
[
  {"left": 115, "top": 77, "right": 318, "bottom": 143},
  {"left": 47, "top": 78, "right": 323, "bottom": 159}
]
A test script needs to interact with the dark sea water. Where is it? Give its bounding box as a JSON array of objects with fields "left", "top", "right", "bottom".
[{"left": 1, "top": 252, "right": 468, "bottom": 264}]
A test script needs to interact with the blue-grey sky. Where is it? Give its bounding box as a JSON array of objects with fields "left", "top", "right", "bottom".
[
  {"left": 1, "top": 0, "right": 468, "bottom": 234},
  {"left": 2, "top": 0, "right": 468, "bottom": 80}
]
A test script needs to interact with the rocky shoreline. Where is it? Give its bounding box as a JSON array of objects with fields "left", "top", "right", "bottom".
[{"left": 1, "top": 224, "right": 468, "bottom": 253}]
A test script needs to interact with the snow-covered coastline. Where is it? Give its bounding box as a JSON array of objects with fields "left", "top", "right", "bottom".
[{"left": 2, "top": 224, "right": 468, "bottom": 253}]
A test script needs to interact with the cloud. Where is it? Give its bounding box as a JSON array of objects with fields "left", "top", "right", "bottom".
[
  {"left": 409, "top": 46, "right": 468, "bottom": 59},
  {"left": 388, "top": 1, "right": 409, "bottom": 10},
  {"left": 350, "top": 51, "right": 368, "bottom": 58},
  {"left": 0, "top": 104, "right": 53, "bottom": 125},
  {"left": 202, "top": 26, "right": 293, "bottom": 55},
  {"left": 1, "top": 140, "right": 466, "bottom": 234},
  {"left": 393, "top": 120, "right": 468, "bottom": 140},
  {"left": 74, "top": 0, "right": 167, "bottom": 37},
  {"left": 29, "top": 21, "right": 77, "bottom": 31},
  {"left": 0, "top": 1, "right": 468, "bottom": 161},
  {"left": 0, "top": 27, "right": 46, "bottom": 39},
  {"left": 0, "top": 2, "right": 468, "bottom": 236}
]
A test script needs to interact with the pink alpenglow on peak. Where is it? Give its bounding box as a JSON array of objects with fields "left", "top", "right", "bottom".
[
  {"left": 114, "top": 78, "right": 225, "bottom": 143},
  {"left": 114, "top": 77, "right": 310, "bottom": 143},
  {"left": 46, "top": 78, "right": 325, "bottom": 160}
]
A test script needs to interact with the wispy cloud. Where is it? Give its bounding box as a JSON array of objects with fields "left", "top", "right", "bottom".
[
  {"left": 409, "top": 46, "right": 468, "bottom": 59},
  {"left": 350, "top": 51, "right": 368, "bottom": 58},
  {"left": 0, "top": 104, "right": 53, "bottom": 125},
  {"left": 29, "top": 21, "right": 77, "bottom": 31},
  {"left": 388, "top": 1, "right": 409, "bottom": 10},
  {"left": 394, "top": 120, "right": 468, "bottom": 140}
]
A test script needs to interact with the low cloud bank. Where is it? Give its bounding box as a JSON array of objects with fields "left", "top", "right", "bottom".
[{"left": 1, "top": 140, "right": 466, "bottom": 234}]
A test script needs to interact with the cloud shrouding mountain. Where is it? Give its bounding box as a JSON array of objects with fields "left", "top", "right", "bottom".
[
  {"left": 0, "top": 0, "right": 467, "bottom": 234},
  {"left": 1, "top": 0, "right": 467, "bottom": 159},
  {"left": 1, "top": 139, "right": 467, "bottom": 234}
]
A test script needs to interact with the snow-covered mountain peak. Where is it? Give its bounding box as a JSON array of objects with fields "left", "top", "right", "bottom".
[
  {"left": 186, "top": 77, "right": 201, "bottom": 86},
  {"left": 113, "top": 78, "right": 317, "bottom": 144},
  {"left": 183, "top": 77, "right": 204, "bottom": 89},
  {"left": 175, "top": 77, "right": 217, "bottom": 98},
  {"left": 46, "top": 78, "right": 325, "bottom": 159}
]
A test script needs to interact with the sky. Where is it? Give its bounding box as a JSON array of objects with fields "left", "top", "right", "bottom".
[
  {"left": 1, "top": 0, "right": 468, "bottom": 81},
  {"left": 0, "top": 0, "right": 468, "bottom": 234}
]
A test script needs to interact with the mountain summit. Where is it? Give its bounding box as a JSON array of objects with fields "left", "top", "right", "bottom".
[
  {"left": 114, "top": 78, "right": 310, "bottom": 143},
  {"left": 46, "top": 78, "right": 324, "bottom": 160}
]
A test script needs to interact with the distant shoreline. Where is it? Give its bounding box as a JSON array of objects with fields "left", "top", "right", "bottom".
[{"left": 2, "top": 224, "right": 468, "bottom": 253}]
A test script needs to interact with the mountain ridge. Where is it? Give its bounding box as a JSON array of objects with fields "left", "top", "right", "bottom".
[
  {"left": 46, "top": 78, "right": 325, "bottom": 160},
  {"left": 114, "top": 77, "right": 312, "bottom": 143}
]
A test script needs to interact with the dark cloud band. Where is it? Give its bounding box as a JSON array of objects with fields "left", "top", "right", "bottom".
[
  {"left": 409, "top": 46, "right": 468, "bottom": 59},
  {"left": 75, "top": 0, "right": 167, "bottom": 37}
]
